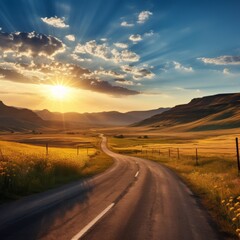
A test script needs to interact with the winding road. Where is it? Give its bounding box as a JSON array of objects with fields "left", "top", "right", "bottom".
[{"left": 0, "top": 136, "right": 221, "bottom": 240}]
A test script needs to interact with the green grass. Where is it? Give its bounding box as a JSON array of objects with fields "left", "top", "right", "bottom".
[
  {"left": 0, "top": 138, "right": 113, "bottom": 202},
  {"left": 109, "top": 135, "right": 240, "bottom": 238}
]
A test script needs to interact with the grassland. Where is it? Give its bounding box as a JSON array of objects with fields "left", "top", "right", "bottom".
[
  {"left": 0, "top": 133, "right": 113, "bottom": 202},
  {"left": 109, "top": 133, "right": 240, "bottom": 238}
]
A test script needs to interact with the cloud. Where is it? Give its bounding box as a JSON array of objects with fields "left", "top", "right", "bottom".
[
  {"left": 137, "top": 11, "right": 153, "bottom": 24},
  {"left": 114, "top": 42, "right": 128, "bottom": 49},
  {"left": 121, "top": 21, "right": 134, "bottom": 27},
  {"left": 88, "top": 69, "right": 126, "bottom": 79},
  {"left": 100, "top": 38, "right": 107, "bottom": 42},
  {"left": 223, "top": 68, "right": 230, "bottom": 74},
  {"left": 0, "top": 67, "right": 36, "bottom": 84},
  {"left": 78, "top": 78, "right": 140, "bottom": 96},
  {"left": 65, "top": 34, "right": 75, "bottom": 41},
  {"left": 0, "top": 57, "right": 139, "bottom": 96},
  {"left": 41, "top": 16, "right": 69, "bottom": 28},
  {"left": 111, "top": 49, "right": 140, "bottom": 62},
  {"left": 0, "top": 31, "right": 65, "bottom": 57},
  {"left": 198, "top": 56, "right": 240, "bottom": 65},
  {"left": 71, "top": 53, "right": 92, "bottom": 62},
  {"left": 129, "top": 34, "right": 142, "bottom": 43},
  {"left": 74, "top": 40, "right": 139, "bottom": 63},
  {"left": 144, "top": 30, "right": 154, "bottom": 37},
  {"left": 121, "top": 65, "right": 155, "bottom": 80},
  {"left": 173, "top": 61, "right": 193, "bottom": 72},
  {"left": 115, "top": 79, "right": 142, "bottom": 86}
]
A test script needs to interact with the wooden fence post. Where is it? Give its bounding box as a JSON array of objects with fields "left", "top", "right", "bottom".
[
  {"left": 236, "top": 137, "right": 240, "bottom": 174},
  {"left": 46, "top": 143, "right": 48, "bottom": 156},
  {"left": 77, "top": 147, "right": 79, "bottom": 156},
  {"left": 0, "top": 148, "right": 4, "bottom": 161},
  {"left": 195, "top": 148, "right": 199, "bottom": 166},
  {"left": 168, "top": 148, "right": 171, "bottom": 159},
  {"left": 177, "top": 148, "right": 180, "bottom": 160}
]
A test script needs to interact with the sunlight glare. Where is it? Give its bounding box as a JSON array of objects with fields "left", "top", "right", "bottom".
[{"left": 50, "top": 85, "right": 69, "bottom": 100}]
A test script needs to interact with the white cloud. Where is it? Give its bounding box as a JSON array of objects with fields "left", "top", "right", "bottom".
[
  {"left": 100, "top": 38, "right": 107, "bottom": 42},
  {"left": 129, "top": 34, "right": 142, "bottom": 42},
  {"left": 74, "top": 41, "right": 140, "bottom": 63},
  {"left": 223, "top": 68, "right": 230, "bottom": 74},
  {"left": 111, "top": 49, "right": 140, "bottom": 63},
  {"left": 121, "top": 65, "right": 155, "bottom": 80},
  {"left": 137, "top": 11, "right": 152, "bottom": 24},
  {"left": 65, "top": 34, "right": 75, "bottom": 41},
  {"left": 114, "top": 42, "right": 128, "bottom": 49},
  {"left": 71, "top": 53, "right": 92, "bottom": 62},
  {"left": 173, "top": 61, "right": 193, "bottom": 72},
  {"left": 198, "top": 56, "right": 240, "bottom": 65},
  {"left": 115, "top": 80, "right": 133, "bottom": 85},
  {"left": 92, "top": 69, "right": 126, "bottom": 79},
  {"left": 144, "top": 30, "right": 154, "bottom": 37},
  {"left": 41, "top": 16, "right": 69, "bottom": 28},
  {"left": 121, "top": 21, "right": 134, "bottom": 27}
]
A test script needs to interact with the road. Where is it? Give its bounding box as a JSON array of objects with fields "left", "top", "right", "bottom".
[{"left": 0, "top": 136, "right": 222, "bottom": 240}]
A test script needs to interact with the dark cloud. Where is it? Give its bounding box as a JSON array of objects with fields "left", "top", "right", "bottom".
[
  {"left": 0, "top": 63, "right": 139, "bottom": 96},
  {"left": 121, "top": 65, "right": 155, "bottom": 79},
  {"left": 0, "top": 31, "right": 65, "bottom": 56},
  {"left": 0, "top": 30, "right": 141, "bottom": 96},
  {"left": 78, "top": 79, "right": 140, "bottom": 96},
  {"left": 199, "top": 56, "right": 240, "bottom": 65},
  {"left": 0, "top": 68, "right": 36, "bottom": 83}
]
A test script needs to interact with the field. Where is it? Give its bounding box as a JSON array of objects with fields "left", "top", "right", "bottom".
[
  {"left": 109, "top": 132, "right": 240, "bottom": 238},
  {"left": 0, "top": 133, "right": 113, "bottom": 202}
]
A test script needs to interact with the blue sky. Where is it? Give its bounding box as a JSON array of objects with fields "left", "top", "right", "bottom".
[{"left": 0, "top": 0, "right": 239, "bottom": 112}]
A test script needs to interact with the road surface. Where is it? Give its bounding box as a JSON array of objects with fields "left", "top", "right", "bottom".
[{"left": 0, "top": 136, "right": 222, "bottom": 240}]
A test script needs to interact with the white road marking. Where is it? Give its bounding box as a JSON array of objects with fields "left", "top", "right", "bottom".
[
  {"left": 135, "top": 171, "right": 139, "bottom": 178},
  {"left": 71, "top": 203, "right": 115, "bottom": 240}
]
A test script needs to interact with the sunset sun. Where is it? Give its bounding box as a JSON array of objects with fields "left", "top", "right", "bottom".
[{"left": 50, "top": 85, "right": 69, "bottom": 100}]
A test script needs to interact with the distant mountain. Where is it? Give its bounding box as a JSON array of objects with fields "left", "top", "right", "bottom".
[
  {"left": 35, "top": 108, "right": 170, "bottom": 126},
  {"left": 0, "top": 101, "right": 44, "bottom": 131},
  {"left": 134, "top": 93, "right": 240, "bottom": 131}
]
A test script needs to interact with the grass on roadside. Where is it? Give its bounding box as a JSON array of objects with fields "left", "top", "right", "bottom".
[
  {"left": 109, "top": 135, "right": 240, "bottom": 239},
  {"left": 0, "top": 138, "right": 113, "bottom": 202}
]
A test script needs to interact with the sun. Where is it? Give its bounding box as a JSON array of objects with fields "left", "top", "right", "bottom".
[{"left": 50, "top": 85, "right": 68, "bottom": 100}]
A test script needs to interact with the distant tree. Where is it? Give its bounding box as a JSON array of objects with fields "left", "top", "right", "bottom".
[{"left": 143, "top": 135, "right": 148, "bottom": 139}]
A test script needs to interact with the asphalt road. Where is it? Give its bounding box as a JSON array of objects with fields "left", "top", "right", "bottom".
[{"left": 0, "top": 136, "right": 222, "bottom": 240}]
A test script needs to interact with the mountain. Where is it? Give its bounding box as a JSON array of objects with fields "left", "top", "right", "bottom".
[
  {"left": 134, "top": 93, "right": 240, "bottom": 131},
  {"left": 0, "top": 101, "right": 44, "bottom": 131},
  {"left": 35, "top": 108, "right": 170, "bottom": 126}
]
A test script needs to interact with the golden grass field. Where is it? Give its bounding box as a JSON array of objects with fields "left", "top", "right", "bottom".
[
  {"left": 1, "top": 127, "right": 240, "bottom": 237},
  {"left": 0, "top": 133, "right": 113, "bottom": 202},
  {"left": 109, "top": 130, "right": 240, "bottom": 238}
]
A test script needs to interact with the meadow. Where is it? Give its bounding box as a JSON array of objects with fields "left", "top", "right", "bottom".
[
  {"left": 0, "top": 133, "right": 113, "bottom": 202},
  {"left": 109, "top": 133, "right": 240, "bottom": 238}
]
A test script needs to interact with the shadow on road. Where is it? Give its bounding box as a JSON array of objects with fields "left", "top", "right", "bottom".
[{"left": 0, "top": 179, "right": 94, "bottom": 240}]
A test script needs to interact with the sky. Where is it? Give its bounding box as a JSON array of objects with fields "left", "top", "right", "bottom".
[{"left": 0, "top": 0, "right": 239, "bottom": 113}]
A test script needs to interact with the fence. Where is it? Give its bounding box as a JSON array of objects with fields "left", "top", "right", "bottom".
[{"left": 126, "top": 137, "right": 240, "bottom": 175}]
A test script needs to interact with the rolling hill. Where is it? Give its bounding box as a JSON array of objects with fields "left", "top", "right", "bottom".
[
  {"left": 35, "top": 108, "right": 170, "bottom": 126},
  {"left": 134, "top": 93, "right": 240, "bottom": 131},
  {"left": 0, "top": 101, "right": 44, "bottom": 131},
  {"left": 0, "top": 100, "right": 170, "bottom": 131}
]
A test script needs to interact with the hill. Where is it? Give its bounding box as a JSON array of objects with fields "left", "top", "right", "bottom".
[
  {"left": 35, "top": 108, "right": 170, "bottom": 126},
  {"left": 0, "top": 101, "right": 44, "bottom": 131},
  {"left": 134, "top": 93, "right": 240, "bottom": 131}
]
